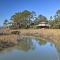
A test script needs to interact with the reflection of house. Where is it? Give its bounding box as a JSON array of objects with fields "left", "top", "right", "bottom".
[{"left": 37, "top": 21, "right": 50, "bottom": 29}]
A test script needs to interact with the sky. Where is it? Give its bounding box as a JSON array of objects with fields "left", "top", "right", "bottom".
[{"left": 0, "top": 0, "right": 60, "bottom": 26}]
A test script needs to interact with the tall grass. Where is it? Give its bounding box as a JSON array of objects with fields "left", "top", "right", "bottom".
[{"left": 0, "top": 29, "right": 60, "bottom": 42}]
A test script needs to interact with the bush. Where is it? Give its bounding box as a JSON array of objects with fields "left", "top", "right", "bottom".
[{"left": 11, "top": 31, "right": 20, "bottom": 34}]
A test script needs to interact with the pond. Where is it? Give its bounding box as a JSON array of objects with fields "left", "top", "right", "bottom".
[{"left": 0, "top": 36, "right": 60, "bottom": 60}]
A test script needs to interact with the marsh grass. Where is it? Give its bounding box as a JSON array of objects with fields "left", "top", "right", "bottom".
[
  {"left": 0, "top": 29, "right": 60, "bottom": 42},
  {"left": 18, "top": 29, "right": 60, "bottom": 41},
  {"left": 0, "top": 35, "right": 17, "bottom": 42}
]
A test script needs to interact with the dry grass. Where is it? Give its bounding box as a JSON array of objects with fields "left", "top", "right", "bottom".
[
  {"left": 0, "top": 35, "right": 18, "bottom": 43},
  {"left": 0, "top": 28, "right": 60, "bottom": 42},
  {"left": 18, "top": 29, "right": 60, "bottom": 41}
]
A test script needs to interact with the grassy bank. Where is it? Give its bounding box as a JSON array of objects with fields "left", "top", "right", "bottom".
[
  {"left": 17, "top": 29, "right": 60, "bottom": 41},
  {"left": 0, "top": 35, "right": 17, "bottom": 42},
  {"left": 0, "top": 29, "right": 60, "bottom": 45}
]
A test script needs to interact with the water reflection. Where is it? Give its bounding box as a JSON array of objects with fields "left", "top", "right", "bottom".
[
  {"left": 52, "top": 40, "right": 60, "bottom": 60},
  {"left": 16, "top": 37, "right": 35, "bottom": 51},
  {"left": 0, "top": 36, "right": 60, "bottom": 60}
]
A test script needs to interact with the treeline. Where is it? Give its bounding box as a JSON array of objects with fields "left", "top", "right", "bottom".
[{"left": 3, "top": 10, "right": 60, "bottom": 29}]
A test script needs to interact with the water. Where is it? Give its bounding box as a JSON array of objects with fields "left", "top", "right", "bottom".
[{"left": 0, "top": 36, "right": 60, "bottom": 60}]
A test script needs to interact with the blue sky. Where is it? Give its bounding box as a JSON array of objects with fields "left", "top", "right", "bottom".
[{"left": 0, "top": 0, "right": 60, "bottom": 26}]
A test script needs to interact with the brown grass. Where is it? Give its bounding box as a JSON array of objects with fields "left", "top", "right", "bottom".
[
  {"left": 18, "top": 29, "right": 60, "bottom": 41},
  {"left": 0, "top": 35, "right": 17, "bottom": 42},
  {"left": 0, "top": 29, "right": 60, "bottom": 42}
]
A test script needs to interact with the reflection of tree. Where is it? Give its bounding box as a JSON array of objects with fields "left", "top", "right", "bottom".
[
  {"left": 0, "top": 47, "right": 15, "bottom": 53},
  {"left": 39, "top": 40, "right": 47, "bottom": 46},
  {"left": 16, "top": 37, "right": 35, "bottom": 51},
  {"left": 52, "top": 40, "right": 60, "bottom": 60},
  {"left": 54, "top": 40, "right": 60, "bottom": 53},
  {"left": 36, "top": 38, "right": 47, "bottom": 46}
]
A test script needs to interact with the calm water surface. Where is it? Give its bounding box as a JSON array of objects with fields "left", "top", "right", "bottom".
[{"left": 0, "top": 37, "right": 60, "bottom": 60}]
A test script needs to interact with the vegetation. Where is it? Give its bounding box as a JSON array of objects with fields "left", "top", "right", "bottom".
[
  {"left": 0, "top": 29, "right": 60, "bottom": 41},
  {"left": 10, "top": 10, "right": 36, "bottom": 29},
  {"left": 34, "top": 14, "right": 48, "bottom": 25},
  {"left": 49, "top": 10, "right": 60, "bottom": 29},
  {"left": 3, "top": 19, "right": 9, "bottom": 28},
  {"left": 3, "top": 9, "right": 60, "bottom": 29}
]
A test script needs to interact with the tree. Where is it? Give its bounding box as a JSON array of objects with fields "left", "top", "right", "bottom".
[
  {"left": 56, "top": 10, "right": 60, "bottom": 17},
  {"left": 34, "top": 14, "right": 48, "bottom": 25},
  {"left": 11, "top": 10, "right": 35, "bottom": 29},
  {"left": 49, "top": 10, "right": 60, "bottom": 29},
  {"left": 3, "top": 19, "right": 8, "bottom": 28},
  {"left": 50, "top": 16, "right": 53, "bottom": 20},
  {"left": 53, "top": 10, "right": 60, "bottom": 28}
]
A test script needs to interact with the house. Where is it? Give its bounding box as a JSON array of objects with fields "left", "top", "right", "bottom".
[{"left": 36, "top": 21, "right": 50, "bottom": 29}]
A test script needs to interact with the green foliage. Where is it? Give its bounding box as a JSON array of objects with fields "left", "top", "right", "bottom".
[
  {"left": 38, "top": 15, "right": 48, "bottom": 22},
  {"left": 3, "top": 19, "right": 9, "bottom": 28},
  {"left": 49, "top": 10, "right": 60, "bottom": 29},
  {"left": 11, "top": 10, "right": 35, "bottom": 29},
  {"left": 3, "top": 9, "right": 60, "bottom": 29},
  {"left": 34, "top": 15, "right": 48, "bottom": 25},
  {"left": 3, "top": 19, "right": 8, "bottom": 25}
]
